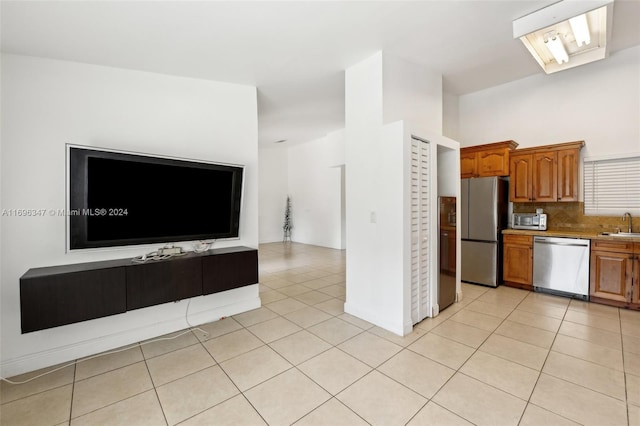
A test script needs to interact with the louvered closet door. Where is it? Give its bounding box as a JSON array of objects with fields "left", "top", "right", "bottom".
[{"left": 410, "top": 138, "right": 430, "bottom": 324}]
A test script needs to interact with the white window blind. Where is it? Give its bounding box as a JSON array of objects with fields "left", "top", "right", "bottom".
[{"left": 583, "top": 155, "right": 640, "bottom": 215}]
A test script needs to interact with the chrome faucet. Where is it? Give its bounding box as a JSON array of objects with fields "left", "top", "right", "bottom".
[{"left": 623, "top": 212, "right": 632, "bottom": 233}]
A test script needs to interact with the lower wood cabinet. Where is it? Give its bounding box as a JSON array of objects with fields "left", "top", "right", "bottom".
[
  {"left": 20, "top": 246, "right": 258, "bottom": 333},
  {"left": 503, "top": 234, "right": 533, "bottom": 290},
  {"left": 590, "top": 240, "right": 639, "bottom": 309}
]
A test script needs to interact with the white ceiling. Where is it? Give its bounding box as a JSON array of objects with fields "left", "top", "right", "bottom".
[{"left": 2, "top": 1, "right": 639, "bottom": 146}]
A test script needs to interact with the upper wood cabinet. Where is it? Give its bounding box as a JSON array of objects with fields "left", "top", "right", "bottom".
[
  {"left": 533, "top": 151, "right": 558, "bottom": 202},
  {"left": 509, "top": 153, "right": 533, "bottom": 202},
  {"left": 460, "top": 141, "right": 518, "bottom": 178},
  {"left": 557, "top": 148, "right": 581, "bottom": 201},
  {"left": 508, "top": 141, "right": 584, "bottom": 202}
]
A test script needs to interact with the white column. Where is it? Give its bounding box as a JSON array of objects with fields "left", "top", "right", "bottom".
[{"left": 344, "top": 51, "right": 444, "bottom": 335}]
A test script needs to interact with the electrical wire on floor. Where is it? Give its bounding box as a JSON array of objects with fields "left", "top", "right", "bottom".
[{"left": 1, "top": 297, "right": 211, "bottom": 385}]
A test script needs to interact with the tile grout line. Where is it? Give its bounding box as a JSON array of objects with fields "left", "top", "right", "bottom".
[
  {"left": 67, "top": 359, "right": 77, "bottom": 425},
  {"left": 523, "top": 300, "right": 631, "bottom": 425},
  {"left": 620, "top": 308, "right": 631, "bottom": 426},
  {"left": 194, "top": 334, "right": 272, "bottom": 426},
  {"left": 518, "top": 299, "right": 571, "bottom": 425},
  {"left": 144, "top": 353, "right": 170, "bottom": 426},
  {"left": 412, "top": 288, "right": 529, "bottom": 426},
  {"left": 219, "top": 279, "right": 374, "bottom": 424},
  {"left": 138, "top": 343, "right": 169, "bottom": 425}
]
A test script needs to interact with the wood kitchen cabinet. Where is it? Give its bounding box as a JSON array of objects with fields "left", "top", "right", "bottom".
[
  {"left": 510, "top": 153, "right": 534, "bottom": 202},
  {"left": 557, "top": 148, "right": 581, "bottom": 201},
  {"left": 460, "top": 150, "right": 478, "bottom": 178},
  {"left": 503, "top": 234, "right": 533, "bottom": 290},
  {"left": 633, "top": 254, "right": 640, "bottom": 305},
  {"left": 590, "top": 240, "right": 640, "bottom": 310},
  {"left": 509, "top": 141, "right": 583, "bottom": 202},
  {"left": 460, "top": 140, "right": 518, "bottom": 178},
  {"left": 533, "top": 151, "right": 557, "bottom": 202}
]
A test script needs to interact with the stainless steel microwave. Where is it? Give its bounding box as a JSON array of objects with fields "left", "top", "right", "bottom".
[{"left": 512, "top": 213, "right": 547, "bottom": 230}]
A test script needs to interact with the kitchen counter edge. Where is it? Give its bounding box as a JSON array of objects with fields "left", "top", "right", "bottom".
[{"left": 502, "top": 229, "right": 640, "bottom": 242}]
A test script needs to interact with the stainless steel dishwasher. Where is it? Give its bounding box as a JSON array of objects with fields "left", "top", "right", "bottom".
[{"left": 533, "top": 236, "right": 590, "bottom": 300}]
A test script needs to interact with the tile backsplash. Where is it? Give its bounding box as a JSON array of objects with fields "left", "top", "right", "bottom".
[{"left": 513, "top": 202, "right": 638, "bottom": 233}]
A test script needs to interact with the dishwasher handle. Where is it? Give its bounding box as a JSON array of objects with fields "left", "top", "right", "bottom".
[{"left": 534, "top": 237, "right": 589, "bottom": 248}]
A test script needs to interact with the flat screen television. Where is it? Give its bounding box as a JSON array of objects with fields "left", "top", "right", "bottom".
[{"left": 68, "top": 145, "right": 244, "bottom": 250}]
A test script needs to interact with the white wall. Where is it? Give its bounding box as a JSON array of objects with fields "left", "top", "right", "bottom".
[
  {"left": 258, "top": 131, "right": 345, "bottom": 248},
  {"left": 287, "top": 130, "right": 345, "bottom": 249},
  {"left": 437, "top": 146, "right": 460, "bottom": 197},
  {"left": 442, "top": 91, "right": 460, "bottom": 141},
  {"left": 258, "top": 146, "right": 288, "bottom": 243},
  {"left": 383, "top": 55, "right": 443, "bottom": 135},
  {"left": 458, "top": 45, "right": 640, "bottom": 158},
  {"left": 1, "top": 54, "right": 259, "bottom": 376},
  {"left": 344, "top": 52, "right": 445, "bottom": 335}
]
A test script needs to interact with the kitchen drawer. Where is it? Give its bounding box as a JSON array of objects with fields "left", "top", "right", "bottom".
[
  {"left": 503, "top": 234, "right": 533, "bottom": 246},
  {"left": 592, "top": 240, "right": 635, "bottom": 254}
]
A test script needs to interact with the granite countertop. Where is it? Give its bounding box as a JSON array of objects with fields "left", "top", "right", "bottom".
[{"left": 503, "top": 228, "right": 640, "bottom": 242}]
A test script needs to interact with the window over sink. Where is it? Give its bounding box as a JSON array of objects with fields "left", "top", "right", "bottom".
[{"left": 584, "top": 154, "right": 640, "bottom": 215}]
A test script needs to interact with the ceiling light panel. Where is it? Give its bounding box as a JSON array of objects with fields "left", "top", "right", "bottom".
[{"left": 513, "top": 0, "right": 614, "bottom": 74}]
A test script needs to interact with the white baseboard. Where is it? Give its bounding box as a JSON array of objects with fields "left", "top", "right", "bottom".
[
  {"left": 1, "top": 295, "right": 260, "bottom": 378},
  {"left": 344, "top": 302, "right": 409, "bottom": 336}
]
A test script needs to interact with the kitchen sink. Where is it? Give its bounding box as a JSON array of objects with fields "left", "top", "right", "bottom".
[{"left": 600, "top": 232, "right": 640, "bottom": 237}]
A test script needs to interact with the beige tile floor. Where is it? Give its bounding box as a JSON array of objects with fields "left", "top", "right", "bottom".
[{"left": 2, "top": 242, "right": 640, "bottom": 425}]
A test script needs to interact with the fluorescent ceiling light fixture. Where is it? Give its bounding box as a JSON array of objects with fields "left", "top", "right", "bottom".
[
  {"left": 569, "top": 14, "right": 591, "bottom": 46},
  {"left": 544, "top": 32, "right": 569, "bottom": 64},
  {"left": 513, "top": 0, "right": 614, "bottom": 74}
]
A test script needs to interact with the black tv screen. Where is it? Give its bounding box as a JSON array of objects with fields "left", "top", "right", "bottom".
[{"left": 68, "top": 146, "right": 244, "bottom": 250}]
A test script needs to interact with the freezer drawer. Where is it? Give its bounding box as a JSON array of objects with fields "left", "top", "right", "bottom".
[{"left": 461, "top": 240, "right": 498, "bottom": 287}]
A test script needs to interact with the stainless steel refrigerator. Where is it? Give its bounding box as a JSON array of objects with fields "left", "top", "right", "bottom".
[{"left": 461, "top": 177, "right": 508, "bottom": 287}]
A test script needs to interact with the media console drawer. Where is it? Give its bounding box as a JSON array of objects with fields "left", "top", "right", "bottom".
[
  {"left": 126, "top": 257, "right": 203, "bottom": 310},
  {"left": 20, "top": 267, "right": 127, "bottom": 333},
  {"left": 19, "top": 246, "right": 258, "bottom": 333},
  {"left": 203, "top": 250, "right": 258, "bottom": 295}
]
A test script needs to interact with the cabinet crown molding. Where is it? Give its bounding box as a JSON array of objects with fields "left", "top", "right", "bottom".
[
  {"left": 461, "top": 140, "right": 518, "bottom": 153},
  {"left": 512, "top": 141, "right": 585, "bottom": 154}
]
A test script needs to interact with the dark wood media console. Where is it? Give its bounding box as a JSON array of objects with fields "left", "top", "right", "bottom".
[{"left": 20, "top": 246, "right": 258, "bottom": 333}]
